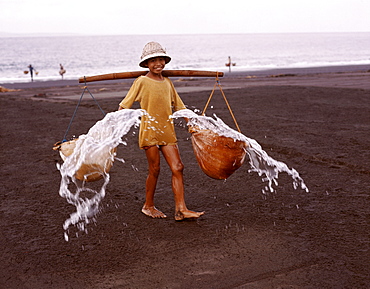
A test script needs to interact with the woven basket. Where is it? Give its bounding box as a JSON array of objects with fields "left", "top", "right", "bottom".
[
  {"left": 191, "top": 129, "right": 247, "bottom": 180},
  {"left": 53, "top": 139, "right": 116, "bottom": 182}
]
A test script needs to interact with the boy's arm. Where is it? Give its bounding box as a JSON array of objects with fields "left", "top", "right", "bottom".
[{"left": 118, "top": 78, "right": 140, "bottom": 110}]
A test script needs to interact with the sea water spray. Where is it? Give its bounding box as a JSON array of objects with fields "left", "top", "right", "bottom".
[
  {"left": 172, "top": 109, "right": 309, "bottom": 194},
  {"left": 57, "top": 108, "right": 308, "bottom": 241},
  {"left": 57, "top": 109, "right": 144, "bottom": 241}
]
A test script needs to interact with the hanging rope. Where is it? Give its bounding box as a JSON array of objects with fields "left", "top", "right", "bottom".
[
  {"left": 62, "top": 77, "right": 106, "bottom": 142},
  {"left": 202, "top": 72, "right": 241, "bottom": 133}
]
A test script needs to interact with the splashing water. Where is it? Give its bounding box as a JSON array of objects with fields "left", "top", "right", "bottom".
[
  {"left": 57, "top": 107, "right": 308, "bottom": 241},
  {"left": 57, "top": 109, "right": 144, "bottom": 241},
  {"left": 172, "top": 109, "right": 309, "bottom": 194}
]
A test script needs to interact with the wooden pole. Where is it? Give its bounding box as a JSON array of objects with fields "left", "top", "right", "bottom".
[{"left": 78, "top": 70, "right": 223, "bottom": 83}]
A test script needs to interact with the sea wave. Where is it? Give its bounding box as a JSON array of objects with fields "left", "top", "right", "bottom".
[{"left": 1, "top": 32, "right": 369, "bottom": 84}]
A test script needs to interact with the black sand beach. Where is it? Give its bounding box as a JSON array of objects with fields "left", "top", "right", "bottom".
[{"left": 1, "top": 65, "right": 369, "bottom": 288}]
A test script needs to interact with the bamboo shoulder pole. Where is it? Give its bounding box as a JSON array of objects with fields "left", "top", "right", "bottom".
[{"left": 78, "top": 70, "right": 223, "bottom": 83}]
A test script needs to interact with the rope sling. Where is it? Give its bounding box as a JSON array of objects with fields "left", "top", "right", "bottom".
[
  {"left": 201, "top": 72, "right": 241, "bottom": 133},
  {"left": 62, "top": 77, "right": 106, "bottom": 143},
  {"left": 64, "top": 72, "right": 240, "bottom": 140}
]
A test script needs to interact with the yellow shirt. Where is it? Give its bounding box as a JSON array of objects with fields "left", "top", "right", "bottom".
[{"left": 119, "top": 76, "right": 186, "bottom": 148}]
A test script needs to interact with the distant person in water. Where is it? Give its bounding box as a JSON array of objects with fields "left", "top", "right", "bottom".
[
  {"left": 28, "top": 64, "right": 35, "bottom": 82},
  {"left": 118, "top": 42, "right": 204, "bottom": 221},
  {"left": 59, "top": 64, "right": 66, "bottom": 79}
]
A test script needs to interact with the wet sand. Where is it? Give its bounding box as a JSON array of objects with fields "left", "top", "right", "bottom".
[{"left": 1, "top": 66, "right": 369, "bottom": 288}]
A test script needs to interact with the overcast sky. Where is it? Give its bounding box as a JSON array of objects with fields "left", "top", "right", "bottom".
[{"left": 1, "top": 0, "right": 369, "bottom": 35}]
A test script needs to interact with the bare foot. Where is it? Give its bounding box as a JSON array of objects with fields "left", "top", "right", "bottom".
[
  {"left": 175, "top": 210, "right": 205, "bottom": 221},
  {"left": 141, "top": 206, "right": 167, "bottom": 219}
]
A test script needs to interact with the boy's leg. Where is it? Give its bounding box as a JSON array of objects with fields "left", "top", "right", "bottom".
[
  {"left": 161, "top": 145, "right": 204, "bottom": 221},
  {"left": 142, "top": 146, "right": 167, "bottom": 218}
]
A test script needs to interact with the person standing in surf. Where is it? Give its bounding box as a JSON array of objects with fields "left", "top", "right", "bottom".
[
  {"left": 118, "top": 42, "right": 204, "bottom": 221},
  {"left": 28, "top": 64, "right": 35, "bottom": 82},
  {"left": 59, "top": 64, "right": 66, "bottom": 79}
]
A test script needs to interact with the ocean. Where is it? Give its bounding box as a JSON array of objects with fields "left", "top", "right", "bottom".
[{"left": 0, "top": 32, "right": 369, "bottom": 83}]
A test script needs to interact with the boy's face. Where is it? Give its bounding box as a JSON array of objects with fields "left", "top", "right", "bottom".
[{"left": 146, "top": 57, "right": 166, "bottom": 74}]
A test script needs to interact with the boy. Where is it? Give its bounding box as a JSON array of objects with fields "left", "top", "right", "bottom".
[{"left": 118, "top": 42, "right": 204, "bottom": 221}]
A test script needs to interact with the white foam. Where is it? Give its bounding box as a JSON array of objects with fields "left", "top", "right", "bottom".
[
  {"left": 57, "top": 109, "right": 144, "bottom": 240},
  {"left": 57, "top": 107, "right": 308, "bottom": 241}
]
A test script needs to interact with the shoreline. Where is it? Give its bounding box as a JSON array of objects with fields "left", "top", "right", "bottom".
[{"left": 2, "top": 64, "right": 369, "bottom": 89}]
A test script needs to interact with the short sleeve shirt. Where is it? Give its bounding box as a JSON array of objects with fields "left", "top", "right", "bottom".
[{"left": 119, "top": 76, "right": 186, "bottom": 148}]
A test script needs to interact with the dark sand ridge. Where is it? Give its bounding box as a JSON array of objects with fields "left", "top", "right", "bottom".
[{"left": 0, "top": 65, "right": 369, "bottom": 288}]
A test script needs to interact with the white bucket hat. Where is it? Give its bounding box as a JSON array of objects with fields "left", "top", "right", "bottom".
[{"left": 139, "top": 42, "right": 171, "bottom": 68}]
